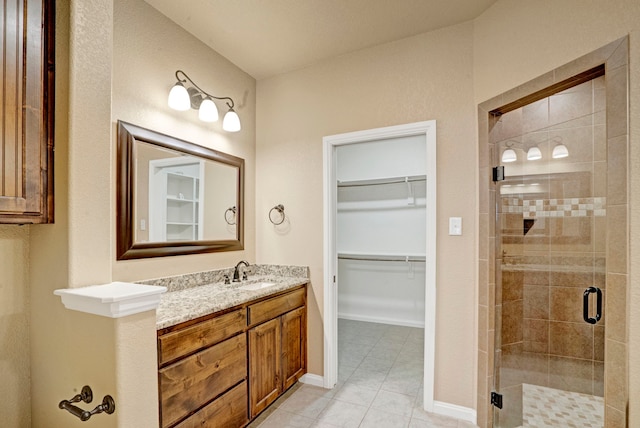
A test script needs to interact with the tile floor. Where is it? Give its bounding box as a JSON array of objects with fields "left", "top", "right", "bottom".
[
  {"left": 520, "top": 383, "right": 603, "bottom": 428},
  {"left": 248, "top": 319, "right": 477, "bottom": 428}
]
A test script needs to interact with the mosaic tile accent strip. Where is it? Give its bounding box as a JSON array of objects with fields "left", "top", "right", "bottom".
[
  {"left": 521, "top": 383, "right": 603, "bottom": 428},
  {"left": 502, "top": 197, "right": 606, "bottom": 218}
]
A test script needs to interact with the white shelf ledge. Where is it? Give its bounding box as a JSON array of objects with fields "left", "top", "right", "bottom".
[{"left": 54, "top": 282, "right": 167, "bottom": 318}]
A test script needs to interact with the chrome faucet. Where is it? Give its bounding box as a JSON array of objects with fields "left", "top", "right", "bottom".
[{"left": 233, "top": 260, "right": 250, "bottom": 282}]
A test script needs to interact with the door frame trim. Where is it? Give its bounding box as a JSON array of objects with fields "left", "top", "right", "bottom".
[{"left": 322, "top": 120, "right": 437, "bottom": 411}]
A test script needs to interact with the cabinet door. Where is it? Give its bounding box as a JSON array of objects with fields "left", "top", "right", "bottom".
[
  {"left": 282, "top": 306, "right": 306, "bottom": 390},
  {"left": 0, "top": 0, "right": 54, "bottom": 223},
  {"left": 248, "top": 317, "right": 281, "bottom": 418}
]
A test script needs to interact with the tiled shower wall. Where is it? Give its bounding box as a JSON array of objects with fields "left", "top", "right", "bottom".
[
  {"left": 477, "top": 37, "right": 629, "bottom": 428},
  {"left": 497, "top": 76, "right": 606, "bottom": 401}
]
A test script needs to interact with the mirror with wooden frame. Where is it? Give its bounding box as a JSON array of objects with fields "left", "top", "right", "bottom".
[{"left": 116, "top": 121, "right": 244, "bottom": 260}]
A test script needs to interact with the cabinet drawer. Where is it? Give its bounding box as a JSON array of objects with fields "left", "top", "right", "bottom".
[
  {"left": 173, "top": 381, "right": 248, "bottom": 428},
  {"left": 159, "top": 334, "right": 247, "bottom": 428},
  {"left": 247, "top": 287, "right": 306, "bottom": 327},
  {"left": 158, "top": 309, "right": 246, "bottom": 366}
]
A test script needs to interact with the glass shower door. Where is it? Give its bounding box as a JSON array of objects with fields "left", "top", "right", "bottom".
[{"left": 492, "top": 76, "right": 606, "bottom": 428}]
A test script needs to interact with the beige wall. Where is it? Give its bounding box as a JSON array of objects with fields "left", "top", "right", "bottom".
[
  {"left": 256, "top": 22, "right": 478, "bottom": 408},
  {"left": 1, "top": 1, "right": 72, "bottom": 426},
  {"left": 256, "top": 0, "right": 640, "bottom": 417},
  {"left": 29, "top": 0, "right": 119, "bottom": 426},
  {"left": 27, "top": 0, "right": 257, "bottom": 426},
  {"left": 111, "top": 0, "right": 256, "bottom": 281},
  {"left": 0, "top": 226, "right": 30, "bottom": 427},
  {"left": 474, "top": 0, "right": 640, "bottom": 423},
  {"left": 107, "top": 0, "right": 255, "bottom": 422},
  {"left": 3, "top": 0, "right": 639, "bottom": 425},
  {"left": 473, "top": 0, "right": 640, "bottom": 104}
]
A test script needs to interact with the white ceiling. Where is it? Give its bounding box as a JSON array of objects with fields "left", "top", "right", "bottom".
[{"left": 144, "top": 0, "right": 498, "bottom": 80}]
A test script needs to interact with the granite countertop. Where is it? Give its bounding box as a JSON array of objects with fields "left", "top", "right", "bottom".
[{"left": 155, "top": 272, "right": 308, "bottom": 330}]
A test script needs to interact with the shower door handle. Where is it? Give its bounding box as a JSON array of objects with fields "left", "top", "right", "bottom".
[{"left": 583, "top": 286, "right": 602, "bottom": 324}]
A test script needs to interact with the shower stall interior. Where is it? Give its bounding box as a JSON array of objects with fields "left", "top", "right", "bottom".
[
  {"left": 478, "top": 37, "right": 629, "bottom": 428},
  {"left": 492, "top": 70, "right": 607, "bottom": 427}
]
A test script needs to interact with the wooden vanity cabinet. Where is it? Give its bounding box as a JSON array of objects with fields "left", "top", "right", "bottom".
[
  {"left": 157, "top": 308, "right": 249, "bottom": 428},
  {"left": 247, "top": 287, "right": 307, "bottom": 418},
  {"left": 157, "top": 285, "right": 307, "bottom": 427}
]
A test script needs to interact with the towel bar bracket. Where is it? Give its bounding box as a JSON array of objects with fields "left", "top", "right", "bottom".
[{"left": 67, "top": 385, "right": 93, "bottom": 405}]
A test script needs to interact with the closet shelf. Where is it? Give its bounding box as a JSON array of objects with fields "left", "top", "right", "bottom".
[
  {"left": 337, "top": 175, "right": 426, "bottom": 188},
  {"left": 338, "top": 252, "right": 426, "bottom": 262}
]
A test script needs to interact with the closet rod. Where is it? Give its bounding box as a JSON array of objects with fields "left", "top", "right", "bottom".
[
  {"left": 338, "top": 255, "right": 426, "bottom": 263},
  {"left": 337, "top": 175, "right": 426, "bottom": 188}
]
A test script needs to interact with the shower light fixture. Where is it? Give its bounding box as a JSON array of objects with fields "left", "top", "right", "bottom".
[
  {"left": 527, "top": 146, "right": 542, "bottom": 160},
  {"left": 501, "top": 148, "right": 517, "bottom": 163},
  {"left": 168, "top": 70, "right": 241, "bottom": 132},
  {"left": 552, "top": 143, "right": 569, "bottom": 159}
]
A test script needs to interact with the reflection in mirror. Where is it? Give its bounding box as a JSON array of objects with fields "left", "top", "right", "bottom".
[
  {"left": 117, "top": 121, "right": 244, "bottom": 260},
  {"left": 134, "top": 141, "right": 238, "bottom": 242}
]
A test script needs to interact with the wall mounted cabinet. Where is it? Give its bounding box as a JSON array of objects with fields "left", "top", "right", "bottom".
[{"left": 0, "top": 0, "right": 55, "bottom": 224}]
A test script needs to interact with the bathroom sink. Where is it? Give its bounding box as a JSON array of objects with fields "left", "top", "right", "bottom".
[{"left": 238, "top": 282, "right": 277, "bottom": 291}]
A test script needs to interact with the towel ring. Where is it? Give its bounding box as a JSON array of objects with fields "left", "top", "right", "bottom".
[
  {"left": 269, "top": 204, "right": 285, "bottom": 225},
  {"left": 224, "top": 206, "right": 237, "bottom": 225}
]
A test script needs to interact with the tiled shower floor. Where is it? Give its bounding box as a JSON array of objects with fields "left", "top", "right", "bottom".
[
  {"left": 518, "top": 383, "right": 604, "bottom": 428},
  {"left": 248, "top": 319, "right": 477, "bottom": 427}
]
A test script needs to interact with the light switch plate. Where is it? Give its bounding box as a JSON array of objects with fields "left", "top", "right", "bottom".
[{"left": 449, "top": 217, "right": 462, "bottom": 236}]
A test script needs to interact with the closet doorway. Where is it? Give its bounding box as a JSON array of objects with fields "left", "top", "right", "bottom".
[{"left": 323, "top": 121, "right": 437, "bottom": 411}]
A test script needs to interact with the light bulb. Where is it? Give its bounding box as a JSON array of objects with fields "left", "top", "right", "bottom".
[
  {"left": 502, "top": 148, "right": 517, "bottom": 163},
  {"left": 168, "top": 83, "right": 190, "bottom": 111},
  {"left": 527, "top": 146, "right": 542, "bottom": 160},
  {"left": 552, "top": 144, "right": 569, "bottom": 159},
  {"left": 222, "top": 108, "right": 241, "bottom": 132},
  {"left": 198, "top": 97, "right": 219, "bottom": 122}
]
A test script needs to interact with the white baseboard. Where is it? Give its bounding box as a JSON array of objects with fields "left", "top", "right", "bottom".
[
  {"left": 433, "top": 400, "right": 477, "bottom": 425},
  {"left": 338, "top": 313, "right": 425, "bottom": 328},
  {"left": 299, "top": 373, "right": 324, "bottom": 388}
]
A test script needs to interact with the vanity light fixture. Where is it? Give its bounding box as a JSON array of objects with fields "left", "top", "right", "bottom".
[
  {"left": 167, "top": 70, "right": 241, "bottom": 132},
  {"left": 527, "top": 146, "right": 542, "bottom": 161}
]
